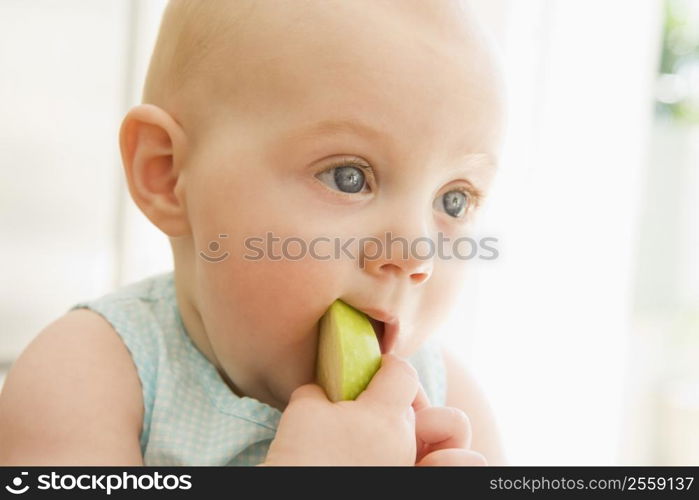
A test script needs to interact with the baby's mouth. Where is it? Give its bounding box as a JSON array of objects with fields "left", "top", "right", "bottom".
[
  {"left": 359, "top": 308, "right": 399, "bottom": 355},
  {"left": 367, "top": 317, "right": 386, "bottom": 351}
]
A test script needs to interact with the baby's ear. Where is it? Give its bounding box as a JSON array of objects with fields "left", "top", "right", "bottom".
[{"left": 119, "top": 104, "right": 191, "bottom": 237}]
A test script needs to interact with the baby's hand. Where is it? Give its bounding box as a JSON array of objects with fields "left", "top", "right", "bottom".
[
  {"left": 263, "top": 354, "right": 421, "bottom": 466},
  {"left": 414, "top": 402, "right": 487, "bottom": 466}
]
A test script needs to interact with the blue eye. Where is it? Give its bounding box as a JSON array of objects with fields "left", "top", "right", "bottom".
[
  {"left": 316, "top": 164, "right": 369, "bottom": 194},
  {"left": 436, "top": 189, "right": 469, "bottom": 218}
]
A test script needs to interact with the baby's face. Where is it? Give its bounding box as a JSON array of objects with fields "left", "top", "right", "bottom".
[{"left": 175, "top": 0, "right": 503, "bottom": 409}]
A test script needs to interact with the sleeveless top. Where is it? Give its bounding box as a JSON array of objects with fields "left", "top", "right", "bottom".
[{"left": 70, "top": 271, "right": 446, "bottom": 465}]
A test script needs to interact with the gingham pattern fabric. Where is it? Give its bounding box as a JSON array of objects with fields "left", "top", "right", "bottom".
[{"left": 70, "top": 271, "right": 446, "bottom": 465}]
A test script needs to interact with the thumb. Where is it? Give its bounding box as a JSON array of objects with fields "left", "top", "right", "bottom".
[{"left": 356, "top": 354, "right": 419, "bottom": 410}]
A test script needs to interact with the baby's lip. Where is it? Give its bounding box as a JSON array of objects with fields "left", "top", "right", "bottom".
[{"left": 356, "top": 307, "right": 400, "bottom": 355}]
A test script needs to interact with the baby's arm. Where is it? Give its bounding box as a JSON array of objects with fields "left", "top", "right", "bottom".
[
  {"left": 0, "top": 309, "right": 144, "bottom": 465},
  {"left": 442, "top": 347, "right": 508, "bottom": 465}
]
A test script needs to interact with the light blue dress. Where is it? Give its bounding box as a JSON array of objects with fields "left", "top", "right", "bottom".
[{"left": 70, "top": 271, "right": 446, "bottom": 465}]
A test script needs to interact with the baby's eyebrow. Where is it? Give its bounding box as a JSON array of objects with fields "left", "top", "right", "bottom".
[
  {"left": 285, "top": 118, "right": 387, "bottom": 144},
  {"left": 283, "top": 118, "right": 498, "bottom": 169},
  {"left": 450, "top": 152, "right": 498, "bottom": 171}
]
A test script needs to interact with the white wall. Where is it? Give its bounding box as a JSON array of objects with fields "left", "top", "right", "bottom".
[
  {"left": 1, "top": 0, "right": 130, "bottom": 361},
  {"left": 0, "top": 0, "right": 170, "bottom": 374},
  {"left": 443, "top": 0, "right": 663, "bottom": 464}
]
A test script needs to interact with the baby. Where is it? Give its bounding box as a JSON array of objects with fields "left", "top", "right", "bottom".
[{"left": 0, "top": 0, "right": 506, "bottom": 465}]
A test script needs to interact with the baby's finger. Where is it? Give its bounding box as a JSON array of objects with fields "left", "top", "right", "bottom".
[
  {"left": 416, "top": 448, "right": 487, "bottom": 467},
  {"left": 412, "top": 383, "right": 430, "bottom": 412},
  {"left": 356, "top": 354, "right": 419, "bottom": 411},
  {"left": 288, "top": 383, "right": 328, "bottom": 403},
  {"left": 415, "top": 406, "right": 472, "bottom": 457}
]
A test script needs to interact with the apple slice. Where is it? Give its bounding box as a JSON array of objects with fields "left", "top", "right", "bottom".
[{"left": 316, "top": 299, "right": 382, "bottom": 402}]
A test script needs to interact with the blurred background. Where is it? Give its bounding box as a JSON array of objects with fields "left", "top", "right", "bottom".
[{"left": 0, "top": 0, "right": 697, "bottom": 465}]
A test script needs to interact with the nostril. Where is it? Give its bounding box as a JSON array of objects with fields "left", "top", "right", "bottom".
[
  {"left": 376, "top": 264, "right": 430, "bottom": 284},
  {"left": 409, "top": 272, "right": 429, "bottom": 284},
  {"left": 378, "top": 263, "right": 402, "bottom": 275}
]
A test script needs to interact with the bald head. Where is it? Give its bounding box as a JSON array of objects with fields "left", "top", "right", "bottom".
[
  {"left": 142, "top": 0, "right": 256, "bottom": 110},
  {"left": 141, "top": 0, "right": 501, "bottom": 142}
]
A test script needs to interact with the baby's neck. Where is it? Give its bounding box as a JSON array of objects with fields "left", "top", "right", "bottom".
[{"left": 172, "top": 268, "right": 288, "bottom": 411}]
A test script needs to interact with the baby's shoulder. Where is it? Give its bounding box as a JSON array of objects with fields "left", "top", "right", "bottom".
[{"left": 0, "top": 309, "right": 143, "bottom": 464}]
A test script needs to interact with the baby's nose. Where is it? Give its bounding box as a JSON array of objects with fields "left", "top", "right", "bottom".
[{"left": 359, "top": 233, "right": 434, "bottom": 285}]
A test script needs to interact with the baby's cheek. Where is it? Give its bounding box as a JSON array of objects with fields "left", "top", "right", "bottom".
[
  {"left": 430, "top": 257, "right": 470, "bottom": 316},
  {"left": 204, "top": 244, "right": 346, "bottom": 343}
]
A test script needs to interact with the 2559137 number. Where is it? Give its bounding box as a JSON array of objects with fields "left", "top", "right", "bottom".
[{"left": 627, "top": 476, "right": 694, "bottom": 491}]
